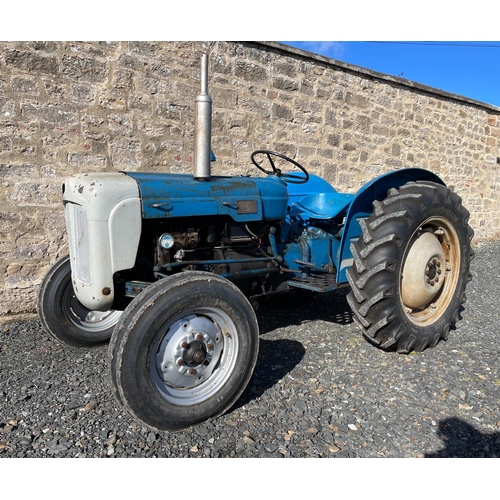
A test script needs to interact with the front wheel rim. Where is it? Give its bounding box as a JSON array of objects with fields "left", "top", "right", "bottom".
[
  {"left": 63, "top": 290, "right": 122, "bottom": 332},
  {"left": 401, "top": 216, "right": 461, "bottom": 326},
  {"left": 150, "top": 306, "right": 239, "bottom": 406}
]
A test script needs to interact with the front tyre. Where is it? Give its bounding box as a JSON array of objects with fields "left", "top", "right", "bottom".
[
  {"left": 347, "top": 181, "right": 474, "bottom": 353},
  {"left": 37, "top": 255, "right": 121, "bottom": 347},
  {"left": 109, "top": 272, "right": 259, "bottom": 432}
]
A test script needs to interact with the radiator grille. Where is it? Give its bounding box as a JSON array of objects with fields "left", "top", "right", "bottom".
[{"left": 65, "top": 203, "right": 92, "bottom": 285}]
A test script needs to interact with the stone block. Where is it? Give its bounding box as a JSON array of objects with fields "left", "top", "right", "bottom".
[
  {"left": 272, "top": 77, "right": 299, "bottom": 92},
  {"left": 0, "top": 137, "right": 12, "bottom": 153},
  {"left": 3, "top": 49, "right": 58, "bottom": 75},
  {"left": 235, "top": 61, "right": 267, "bottom": 82},
  {"left": 110, "top": 138, "right": 141, "bottom": 169},
  {"left": 67, "top": 153, "right": 107, "bottom": 169},
  {"left": 21, "top": 102, "right": 78, "bottom": 126},
  {"left": 61, "top": 54, "right": 108, "bottom": 82},
  {"left": 0, "top": 212, "right": 22, "bottom": 232},
  {"left": 0, "top": 97, "right": 15, "bottom": 117},
  {"left": 327, "top": 134, "right": 340, "bottom": 147},
  {"left": 272, "top": 103, "right": 293, "bottom": 122},
  {"left": 11, "top": 76, "right": 39, "bottom": 95},
  {"left": 0, "top": 163, "right": 36, "bottom": 178},
  {"left": 8, "top": 182, "right": 60, "bottom": 207},
  {"left": 70, "top": 83, "right": 96, "bottom": 104},
  {"left": 346, "top": 92, "right": 368, "bottom": 109}
]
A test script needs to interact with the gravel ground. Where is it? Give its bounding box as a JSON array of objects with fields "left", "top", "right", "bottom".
[{"left": 1, "top": 241, "right": 499, "bottom": 458}]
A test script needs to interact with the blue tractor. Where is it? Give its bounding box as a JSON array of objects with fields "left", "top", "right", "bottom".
[{"left": 38, "top": 55, "right": 474, "bottom": 432}]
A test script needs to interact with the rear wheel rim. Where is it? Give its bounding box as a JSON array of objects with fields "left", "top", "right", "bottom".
[{"left": 401, "top": 216, "right": 460, "bottom": 326}]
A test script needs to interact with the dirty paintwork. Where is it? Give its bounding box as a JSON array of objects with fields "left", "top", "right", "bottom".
[{"left": 126, "top": 172, "right": 289, "bottom": 222}]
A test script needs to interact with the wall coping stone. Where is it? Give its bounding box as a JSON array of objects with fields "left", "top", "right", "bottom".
[{"left": 259, "top": 41, "right": 500, "bottom": 114}]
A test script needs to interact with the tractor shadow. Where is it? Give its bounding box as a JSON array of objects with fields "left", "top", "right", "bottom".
[
  {"left": 233, "top": 337, "right": 306, "bottom": 411},
  {"left": 231, "top": 288, "right": 353, "bottom": 411},
  {"left": 256, "top": 287, "right": 354, "bottom": 335},
  {"left": 425, "top": 417, "right": 500, "bottom": 457}
]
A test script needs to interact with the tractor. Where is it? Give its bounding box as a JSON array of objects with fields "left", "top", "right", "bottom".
[{"left": 38, "top": 54, "right": 474, "bottom": 432}]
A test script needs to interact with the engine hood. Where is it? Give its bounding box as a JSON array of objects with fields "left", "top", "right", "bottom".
[{"left": 125, "top": 172, "right": 289, "bottom": 221}]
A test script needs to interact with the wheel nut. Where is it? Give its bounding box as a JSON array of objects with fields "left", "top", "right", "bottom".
[
  {"left": 426, "top": 278, "right": 431, "bottom": 284},
  {"left": 207, "top": 343, "right": 214, "bottom": 350},
  {"left": 188, "top": 368, "right": 196, "bottom": 375},
  {"left": 177, "top": 359, "right": 184, "bottom": 366},
  {"left": 435, "top": 276, "right": 439, "bottom": 283},
  {"left": 196, "top": 333, "right": 203, "bottom": 341},
  {"left": 181, "top": 342, "right": 189, "bottom": 349},
  {"left": 430, "top": 280, "right": 435, "bottom": 286}
]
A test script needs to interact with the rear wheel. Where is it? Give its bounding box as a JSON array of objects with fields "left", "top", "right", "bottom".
[
  {"left": 346, "top": 181, "right": 474, "bottom": 353},
  {"left": 109, "top": 271, "right": 259, "bottom": 432},
  {"left": 38, "top": 255, "right": 121, "bottom": 347}
]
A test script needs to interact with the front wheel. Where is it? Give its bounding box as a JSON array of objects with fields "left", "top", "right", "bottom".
[
  {"left": 346, "top": 181, "right": 474, "bottom": 353},
  {"left": 38, "top": 255, "right": 121, "bottom": 347},
  {"left": 108, "top": 271, "right": 259, "bottom": 432}
]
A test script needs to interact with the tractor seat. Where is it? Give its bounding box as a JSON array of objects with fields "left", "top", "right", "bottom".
[{"left": 290, "top": 192, "right": 353, "bottom": 219}]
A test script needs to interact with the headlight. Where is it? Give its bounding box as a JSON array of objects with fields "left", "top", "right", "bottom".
[{"left": 159, "top": 233, "right": 175, "bottom": 250}]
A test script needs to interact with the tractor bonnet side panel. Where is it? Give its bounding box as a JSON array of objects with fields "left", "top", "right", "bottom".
[{"left": 126, "top": 173, "right": 289, "bottom": 222}]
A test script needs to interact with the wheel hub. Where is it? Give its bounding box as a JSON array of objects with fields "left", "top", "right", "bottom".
[
  {"left": 183, "top": 339, "right": 208, "bottom": 366},
  {"left": 425, "top": 258, "right": 442, "bottom": 286},
  {"left": 155, "top": 315, "right": 223, "bottom": 390},
  {"left": 401, "top": 231, "right": 445, "bottom": 310}
]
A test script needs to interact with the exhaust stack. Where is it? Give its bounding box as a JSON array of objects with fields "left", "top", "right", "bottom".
[{"left": 194, "top": 54, "right": 212, "bottom": 180}]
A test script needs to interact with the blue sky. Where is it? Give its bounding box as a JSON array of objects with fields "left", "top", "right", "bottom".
[{"left": 281, "top": 42, "right": 500, "bottom": 109}]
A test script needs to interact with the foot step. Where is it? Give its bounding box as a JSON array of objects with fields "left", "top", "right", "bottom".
[{"left": 288, "top": 273, "right": 339, "bottom": 293}]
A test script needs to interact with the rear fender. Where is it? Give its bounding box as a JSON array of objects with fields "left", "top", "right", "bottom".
[{"left": 336, "top": 168, "right": 445, "bottom": 283}]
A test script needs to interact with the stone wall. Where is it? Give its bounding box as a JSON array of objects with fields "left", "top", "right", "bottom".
[{"left": 1, "top": 41, "right": 499, "bottom": 320}]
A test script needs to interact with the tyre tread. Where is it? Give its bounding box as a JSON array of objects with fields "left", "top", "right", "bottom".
[
  {"left": 346, "top": 181, "right": 473, "bottom": 353},
  {"left": 108, "top": 271, "right": 259, "bottom": 432}
]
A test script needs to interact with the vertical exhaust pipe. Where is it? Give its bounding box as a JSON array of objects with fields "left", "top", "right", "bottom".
[{"left": 194, "top": 54, "right": 212, "bottom": 180}]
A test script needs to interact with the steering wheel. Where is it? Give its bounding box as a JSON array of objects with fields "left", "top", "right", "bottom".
[{"left": 250, "top": 150, "right": 309, "bottom": 184}]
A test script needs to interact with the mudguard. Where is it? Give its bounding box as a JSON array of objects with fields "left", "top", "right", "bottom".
[{"left": 336, "top": 168, "right": 445, "bottom": 283}]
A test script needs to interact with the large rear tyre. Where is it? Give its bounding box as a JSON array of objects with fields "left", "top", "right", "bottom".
[
  {"left": 346, "top": 181, "right": 474, "bottom": 353},
  {"left": 109, "top": 272, "right": 259, "bottom": 432},
  {"left": 38, "top": 255, "right": 121, "bottom": 347}
]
